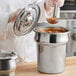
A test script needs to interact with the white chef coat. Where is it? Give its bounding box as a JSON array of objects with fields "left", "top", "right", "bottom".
[{"left": 0, "top": 0, "right": 46, "bottom": 62}]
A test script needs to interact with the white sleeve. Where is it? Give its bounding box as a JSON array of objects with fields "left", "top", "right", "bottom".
[
  {"left": 0, "top": 0, "right": 10, "bottom": 27},
  {"left": 0, "top": 0, "right": 10, "bottom": 40}
]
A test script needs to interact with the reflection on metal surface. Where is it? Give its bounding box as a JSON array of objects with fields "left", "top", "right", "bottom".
[{"left": 38, "top": 45, "right": 44, "bottom": 53}]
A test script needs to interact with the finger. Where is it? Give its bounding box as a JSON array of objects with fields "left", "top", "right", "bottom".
[
  {"left": 14, "top": 9, "right": 21, "bottom": 16},
  {"left": 45, "top": 0, "right": 65, "bottom": 7},
  {"left": 51, "top": 0, "right": 65, "bottom": 7}
]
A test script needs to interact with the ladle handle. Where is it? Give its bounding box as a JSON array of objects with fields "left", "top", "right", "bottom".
[{"left": 53, "top": 3, "right": 59, "bottom": 18}]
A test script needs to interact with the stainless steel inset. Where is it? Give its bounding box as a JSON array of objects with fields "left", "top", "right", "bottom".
[
  {"left": 0, "top": 50, "right": 17, "bottom": 71},
  {"left": 34, "top": 23, "right": 69, "bottom": 74}
]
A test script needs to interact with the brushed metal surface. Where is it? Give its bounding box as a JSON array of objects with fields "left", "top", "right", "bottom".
[{"left": 34, "top": 23, "right": 69, "bottom": 73}]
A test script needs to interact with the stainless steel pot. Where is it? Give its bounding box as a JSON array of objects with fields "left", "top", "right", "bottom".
[
  {"left": 0, "top": 50, "right": 17, "bottom": 71},
  {"left": 34, "top": 23, "right": 69, "bottom": 74},
  {"left": 13, "top": 2, "right": 70, "bottom": 73}
]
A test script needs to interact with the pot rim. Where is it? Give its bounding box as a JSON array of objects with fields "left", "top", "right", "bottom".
[
  {"left": 33, "top": 26, "right": 69, "bottom": 35},
  {"left": 0, "top": 50, "right": 17, "bottom": 60}
]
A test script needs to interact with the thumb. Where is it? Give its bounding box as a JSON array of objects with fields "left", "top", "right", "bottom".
[{"left": 8, "top": 9, "right": 21, "bottom": 23}]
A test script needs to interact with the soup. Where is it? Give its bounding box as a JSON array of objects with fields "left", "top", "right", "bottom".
[
  {"left": 47, "top": 18, "right": 59, "bottom": 24},
  {"left": 36, "top": 27, "right": 68, "bottom": 33}
]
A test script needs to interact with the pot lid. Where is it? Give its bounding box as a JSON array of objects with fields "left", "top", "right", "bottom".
[
  {"left": 0, "top": 50, "right": 17, "bottom": 60},
  {"left": 13, "top": 4, "right": 40, "bottom": 36}
]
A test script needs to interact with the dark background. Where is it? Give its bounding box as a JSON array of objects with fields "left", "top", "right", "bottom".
[{"left": 61, "top": 0, "right": 76, "bottom": 10}]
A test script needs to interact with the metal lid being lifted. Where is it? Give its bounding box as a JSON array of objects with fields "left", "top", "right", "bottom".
[{"left": 13, "top": 4, "right": 40, "bottom": 36}]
